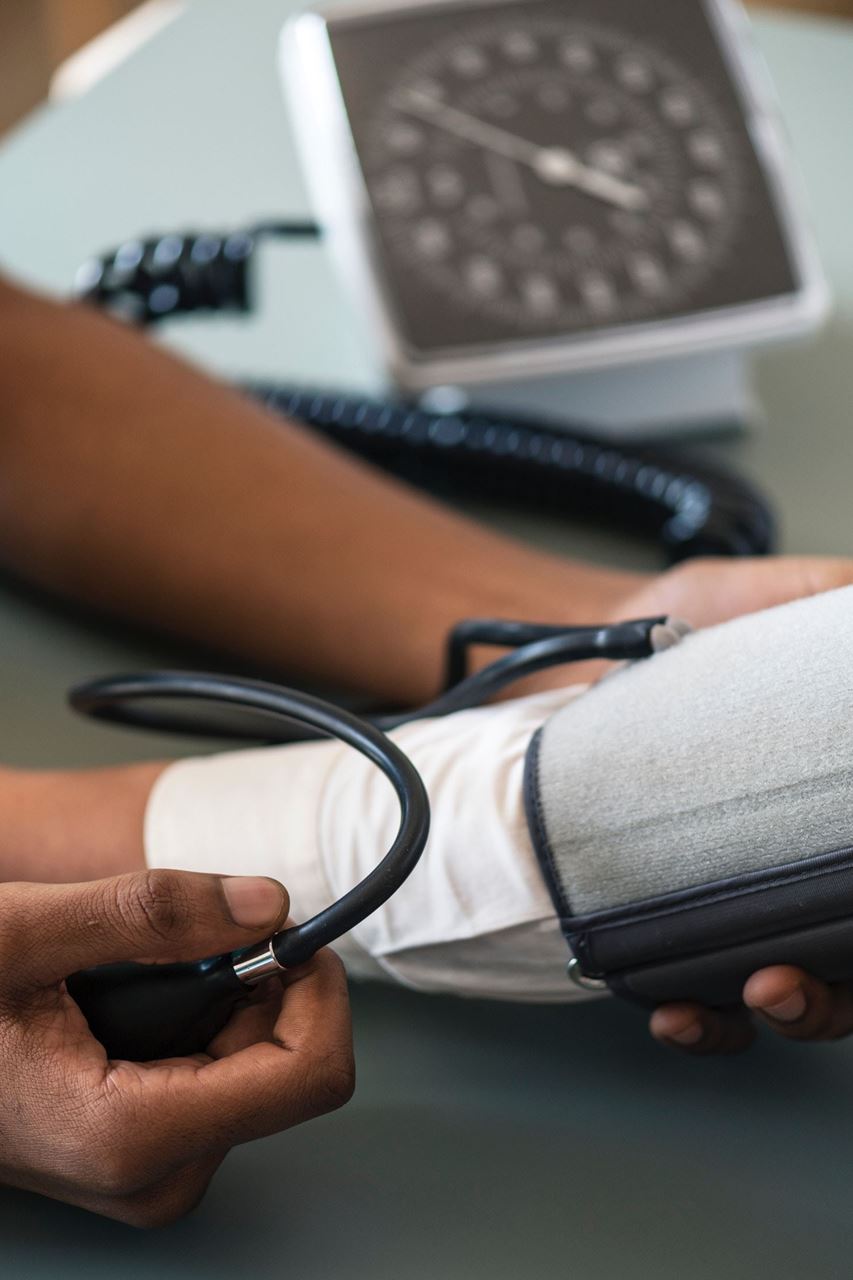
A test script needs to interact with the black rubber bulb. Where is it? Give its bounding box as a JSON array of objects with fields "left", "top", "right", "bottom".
[{"left": 66, "top": 955, "right": 249, "bottom": 1062}]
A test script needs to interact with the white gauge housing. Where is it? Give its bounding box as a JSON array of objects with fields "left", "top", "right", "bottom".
[{"left": 279, "top": 0, "right": 827, "bottom": 401}]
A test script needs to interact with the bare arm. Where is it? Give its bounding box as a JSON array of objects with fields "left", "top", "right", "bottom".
[
  {"left": 0, "top": 276, "right": 639, "bottom": 705},
  {"left": 0, "top": 763, "right": 158, "bottom": 882}
]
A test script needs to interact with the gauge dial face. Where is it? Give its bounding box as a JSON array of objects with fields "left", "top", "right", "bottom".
[{"left": 327, "top": 0, "right": 798, "bottom": 355}]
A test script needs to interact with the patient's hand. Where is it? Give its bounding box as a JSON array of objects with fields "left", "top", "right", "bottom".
[
  {"left": 554, "top": 554, "right": 853, "bottom": 694},
  {"left": 614, "top": 554, "right": 853, "bottom": 634},
  {"left": 650, "top": 967, "right": 853, "bottom": 1054}
]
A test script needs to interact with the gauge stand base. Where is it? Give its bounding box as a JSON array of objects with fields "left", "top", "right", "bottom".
[{"left": 447, "top": 349, "right": 755, "bottom": 442}]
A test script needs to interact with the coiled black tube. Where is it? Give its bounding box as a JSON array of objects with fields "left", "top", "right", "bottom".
[{"left": 74, "top": 225, "right": 777, "bottom": 562}]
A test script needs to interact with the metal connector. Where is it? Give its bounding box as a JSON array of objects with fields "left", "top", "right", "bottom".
[
  {"left": 233, "top": 940, "right": 285, "bottom": 985},
  {"left": 567, "top": 957, "right": 609, "bottom": 992}
]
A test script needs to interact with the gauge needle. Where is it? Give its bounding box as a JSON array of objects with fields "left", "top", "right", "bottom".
[{"left": 395, "top": 87, "right": 648, "bottom": 212}]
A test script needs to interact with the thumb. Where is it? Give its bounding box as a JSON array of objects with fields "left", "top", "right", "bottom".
[{"left": 0, "top": 871, "right": 289, "bottom": 992}]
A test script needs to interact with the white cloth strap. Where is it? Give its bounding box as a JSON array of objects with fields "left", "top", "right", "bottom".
[{"left": 145, "top": 687, "right": 588, "bottom": 1001}]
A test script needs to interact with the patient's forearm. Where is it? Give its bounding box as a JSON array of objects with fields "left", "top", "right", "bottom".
[
  {"left": 0, "top": 277, "right": 639, "bottom": 705},
  {"left": 0, "top": 688, "right": 581, "bottom": 1002},
  {"left": 0, "top": 708, "right": 576, "bottom": 1004},
  {"left": 0, "top": 762, "right": 160, "bottom": 882}
]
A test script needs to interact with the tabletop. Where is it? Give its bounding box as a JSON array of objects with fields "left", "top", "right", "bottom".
[{"left": 2, "top": 2, "right": 853, "bottom": 1275}]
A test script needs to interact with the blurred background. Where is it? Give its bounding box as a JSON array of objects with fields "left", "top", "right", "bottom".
[
  {"left": 0, "top": 0, "right": 851, "bottom": 139},
  {"left": 1, "top": 0, "right": 141, "bottom": 135}
]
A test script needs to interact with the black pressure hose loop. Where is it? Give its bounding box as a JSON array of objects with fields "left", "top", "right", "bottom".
[
  {"left": 70, "top": 671, "right": 430, "bottom": 967},
  {"left": 66, "top": 615, "right": 674, "bottom": 1059},
  {"left": 71, "top": 618, "right": 671, "bottom": 746},
  {"left": 376, "top": 619, "right": 669, "bottom": 728},
  {"left": 441, "top": 618, "right": 601, "bottom": 688}
]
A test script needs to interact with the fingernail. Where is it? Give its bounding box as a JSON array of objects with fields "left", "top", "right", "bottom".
[
  {"left": 222, "top": 877, "right": 286, "bottom": 928},
  {"left": 667, "top": 1022, "right": 703, "bottom": 1046},
  {"left": 761, "top": 989, "right": 807, "bottom": 1024}
]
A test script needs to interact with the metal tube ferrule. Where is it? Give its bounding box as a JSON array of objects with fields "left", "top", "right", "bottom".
[{"left": 232, "top": 940, "right": 285, "bottom": 986}]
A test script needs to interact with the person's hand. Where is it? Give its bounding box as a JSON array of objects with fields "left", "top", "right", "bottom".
[
  {"left": 612, "top": 554, "right": 853, "bottom": 634},
  {"left": 0, "top": 870, "right": 353, "bottom": 1226},
  {"left": 534, "top": 554, "right": 853, "bottom": 698},
  {"left": 649, "top": 967, "right": 853, "bottom": 1056}
]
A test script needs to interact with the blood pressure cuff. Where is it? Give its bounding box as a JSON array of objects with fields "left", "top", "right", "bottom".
[{"left": 523, "top": 585, "right": 853, "bottom": 1007}]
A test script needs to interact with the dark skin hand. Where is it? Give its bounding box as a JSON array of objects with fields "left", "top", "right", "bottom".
[
  {"left": 650, "top": 966, "right": 853, "bottom": 1055},
  {"left": 0, "top": 869, "right": 353, "bottom": 1226}
]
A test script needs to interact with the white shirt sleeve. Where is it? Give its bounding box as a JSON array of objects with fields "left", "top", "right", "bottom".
[{"left": 144, "top": 686, "right": 601, "bottom": 1003}]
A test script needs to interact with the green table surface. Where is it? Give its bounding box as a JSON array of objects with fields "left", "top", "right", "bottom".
[{"left": 2, "top": 3, "right": 853, "bottom": 1274}]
